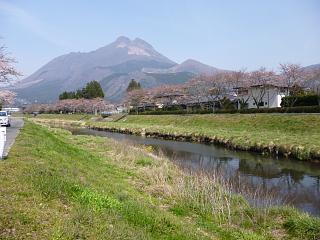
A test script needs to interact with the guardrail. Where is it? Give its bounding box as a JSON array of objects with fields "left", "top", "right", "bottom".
[{"left": 0, "top": 127, "right": 6, "bottom": 159}]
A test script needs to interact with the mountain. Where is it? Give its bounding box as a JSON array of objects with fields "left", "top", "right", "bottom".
[
  {"left": 302, "top": 64, "right": 320, "bottom": 91},
  {"left": 13, "top": 36, "right": 222, "bottom": 103},
  {"left": 168, "top": 59, "right": 220, "bottom": 74},
  {"left": 143, "top": 59, "right": 220, "bottom": 75},
  {"left": 303, "top": 64, "right": 320, "bottom": 72}
]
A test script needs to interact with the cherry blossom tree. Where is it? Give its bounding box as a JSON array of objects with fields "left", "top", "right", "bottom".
[
  {"left": 0, "top": 43, "right": 21, "bottom": 82},
  {"left": 124, "top": 89, "right": 145, "bottom": 110},
  {"left": 185, "top": 73, "right": 236, "bottom": 111},
  {"left": 185, "top": 75, "right": 207, "bottom": 108},
  {"left": 148, "top": 84, "right": 186, "bottom": 107},
  {"left": 0, "top": 90, "right": 16, "bottom": 106},
  {"left": 228, "top": 69, "right": 250, "bottom": 109},
  {"left": 0, "top": 40, "right": 21, "bottom": 107},
  {"left": 279, "top": 63, "right": 305, "bottom": 95},
  {"left": 24, "top": 98, "right": 112, "bottom": 114}
]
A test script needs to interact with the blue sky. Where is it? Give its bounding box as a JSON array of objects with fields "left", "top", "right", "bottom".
[{"left": 1, "top": 0, "right": 320, "bottom": 77}]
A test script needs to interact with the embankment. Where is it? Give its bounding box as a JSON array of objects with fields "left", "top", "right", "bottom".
[{"left": 30, "top": 114, "right": 320, "bottom": 161}]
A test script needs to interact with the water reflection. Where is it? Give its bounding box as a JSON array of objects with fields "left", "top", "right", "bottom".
[{"left": 70, "top": 128, "right": 320, "bottom": 216}]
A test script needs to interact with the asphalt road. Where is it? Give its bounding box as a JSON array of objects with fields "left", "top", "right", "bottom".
[{"left": 2, "top": 118, "right": 24, "bottom": 158}]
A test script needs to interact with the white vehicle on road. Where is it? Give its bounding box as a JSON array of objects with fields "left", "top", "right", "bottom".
[{"left": 0, "top": 111, "right": 11, "bottom": 127}]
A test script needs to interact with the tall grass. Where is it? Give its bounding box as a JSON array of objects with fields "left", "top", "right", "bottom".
[
  {"left": 80, "top": 134, "right": 320, "bottom": 238},
  {"left": 76, "top": 134, "right": 293, "bottom": 229}
]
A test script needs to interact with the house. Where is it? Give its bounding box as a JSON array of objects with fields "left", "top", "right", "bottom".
[
  {"left": 153, "top": 92, "right": 186, "bottom": 106},
  {"left": 236, "top": 84, "right": 288, "bottom": 109},
  {"left": 116, "top": 106, "right": 128, "bottom": 113}
]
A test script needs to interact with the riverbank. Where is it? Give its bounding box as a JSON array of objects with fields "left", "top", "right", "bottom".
[
  {"left": 33, "top": 113, "right": 320, "bottom": 161},
  {"left": 91, "top": 114, "right": 320, "bottom": 161},
  {"left": 1, "top": 121, "right": 320, "bottom": 239}
]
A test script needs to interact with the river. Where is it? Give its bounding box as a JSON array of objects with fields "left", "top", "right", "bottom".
[{"left": 70, "top": 127, "right": 320, "bottom": 216}]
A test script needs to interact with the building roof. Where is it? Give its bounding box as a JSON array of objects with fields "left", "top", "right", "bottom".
[
  {"left": 234, "top": 83, "right": 287, "bottom": 90},
  {"left": 154, "top": 93, "right": 185, "bottom": 98}
]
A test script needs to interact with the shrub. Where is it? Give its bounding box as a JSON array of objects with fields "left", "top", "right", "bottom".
[
  {"left": 220, "top": 98, "right": 237, "bottom": 110},
  {"left": 216, "top": 106, "right": 320, "bottom": 114},
  {"left": 281, "top": 95, "right": 319, "bottom": 107},
  {"left": 130, "top": 109, "right": 212, "bottom": 115},
  {"left": 129, "top": 106, "right": 320, "bottom": 115}
]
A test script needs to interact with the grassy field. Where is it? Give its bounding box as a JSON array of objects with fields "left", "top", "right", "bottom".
[
  {"left": 1, "top": 120, "right": 320, "bottom": 239},
  {"left": 80, "top": 114, "right": 320, "bottom": 161},
  {"left": 29, "top": 113, "right": 93, "bottom": 121}
]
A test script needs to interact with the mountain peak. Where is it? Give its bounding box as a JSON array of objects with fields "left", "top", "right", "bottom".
[
  {"left": 115, "top": 36, "right": 131, "bottom": 43},
  {"left": 113, "top": 36, "right": 154, "bottom": 50},
  {"left": 181, "top": 59, "right": 202, "bottom": 65},
  {"left": 133, "top": 38, "right": 153, "bottom": 49},
  {"left": 114, "top": 38, "right": 151, "bottom": 57},
  {"left": 110, "top": 36, "right": 166, "bottom": 58}
]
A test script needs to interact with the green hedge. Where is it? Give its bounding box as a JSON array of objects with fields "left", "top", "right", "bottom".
[
  {"left": 216, "top": 105, "right": 320, "bottom": 114},
  {"left": 281, "top": 95, "right": 319, "bottom": 107},
  {"left": 130, "top": 109, "right": 211, "bottom": 115},
  {"left": 130, "top": 106, "right": 320, "bottom": 115}
]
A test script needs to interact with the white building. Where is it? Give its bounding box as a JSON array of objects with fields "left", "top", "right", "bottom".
[{"left": 237, "top": 84, "right": 288, "bottom": 109}]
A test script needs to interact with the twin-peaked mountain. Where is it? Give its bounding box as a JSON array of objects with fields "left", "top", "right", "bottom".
[{"left": 14, "top": 36, "right": 222, "bottom": 103}]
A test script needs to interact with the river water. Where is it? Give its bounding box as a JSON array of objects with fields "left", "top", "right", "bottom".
[{"left": 71, "top": 128, "right": 320, "bottom": 216}]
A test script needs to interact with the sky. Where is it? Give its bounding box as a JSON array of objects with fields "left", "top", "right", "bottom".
[{"left": 1, "top": 0, "right": 320, "bottom": 77}]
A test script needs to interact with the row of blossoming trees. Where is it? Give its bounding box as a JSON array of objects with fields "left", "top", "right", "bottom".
[
  {"left": 23, "top": 98, "right": 114, "bottom": 114},
  {"left": 124, "top": 64, "right": 320, "bottom": 111},
  {"left": 24, "top": 80, "right": 112, "bottom": 114}
]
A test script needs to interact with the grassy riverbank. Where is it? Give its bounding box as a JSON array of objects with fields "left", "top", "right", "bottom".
[
  {"left": 1, "top": 120, "right": 320, "bottom": 239},
  {"left": 0, "top": 122, "right": 320, "bottom": 239},
  {"left": 80, "top": 114, "right": 320, "bottom": 161},
  {"left": 30, "top": 113, "right": 320, "bottom": 160}
]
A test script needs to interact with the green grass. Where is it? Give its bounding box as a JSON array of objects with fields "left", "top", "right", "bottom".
[
  {"left": 1, "top": 120, "right": 319, "bottom": 239},
  {"left": 81, "top": 114, "right": 320, "bottom": 161},
  {"left": 29, "top": 113, "right": 93, "bottom": 121}
]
